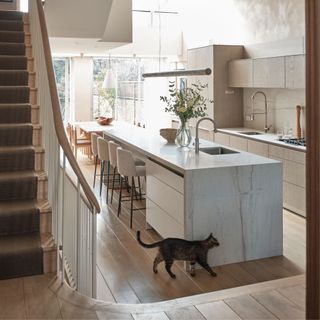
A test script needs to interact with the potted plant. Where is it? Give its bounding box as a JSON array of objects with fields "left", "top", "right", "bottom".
[{"left": 160, "top": 81, "right": 212, "bottom": 147}]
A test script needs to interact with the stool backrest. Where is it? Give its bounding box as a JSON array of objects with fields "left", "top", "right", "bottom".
[
  {"left": 108, "top": 141, "right": 120, "bottom": 167},
  {"left": 117, "top": 147, "right": 137, "bottom": 177},
  {"left": 97, "top": 137, "right": 109, "bottom": 161},
  {"left": 91, "top": 133, "right": 99, "bottom": 156}
]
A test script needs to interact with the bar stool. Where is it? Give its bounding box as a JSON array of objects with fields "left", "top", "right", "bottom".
[
  {"left": 91, "top": 133, "right": 99, "bottom": 188},
  {"left": 108, "top": 141, "right": 121, "bottom": 204},
  {"left": 117, "top": 147, "right": 146, "bottom": 228},
  {"left": 97, "top": 137, "right": 111, "bottom": 199}
]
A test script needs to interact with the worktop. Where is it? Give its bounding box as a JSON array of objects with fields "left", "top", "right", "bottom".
[
  {"left": 218, "top": 128, "right": 306, "bottom": 152},
  {"left": 103, "top": 123, "right": 279, "bottom": 174},
  {"left": 103, "top": 123, "right": 283, "bottom": 268}
]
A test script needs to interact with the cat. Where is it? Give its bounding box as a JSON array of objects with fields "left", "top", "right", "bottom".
[{"left": 136, "top": 231, "right": 219, "bottom": 279}]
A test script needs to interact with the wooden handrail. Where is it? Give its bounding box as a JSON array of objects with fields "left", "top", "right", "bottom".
[{"left": 35, "top": 0, "right": 100, "bottom": 213}]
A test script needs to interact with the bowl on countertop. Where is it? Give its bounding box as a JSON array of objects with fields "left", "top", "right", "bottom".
[
  {"left": 160, "top": 128, "right": 177, "bottom": 144},
  {"left": 96, "top": 117, "right": 113, "bottom": 125}
]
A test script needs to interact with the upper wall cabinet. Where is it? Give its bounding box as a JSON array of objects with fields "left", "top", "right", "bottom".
[
  {"left": 228, "top": 54, "right": 305, "bottom": 89},
  {"left": 253, "top": 57, "right": 285, "bottom": 88},
  {"left": 228, "top": 59, "right": 253, "bottom": 87},
  {"left": 285, "top": 55, "right": 305, "bottom": 89}
]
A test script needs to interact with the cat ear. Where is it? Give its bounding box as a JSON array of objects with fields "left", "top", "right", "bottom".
[{"left": 207, "top": 233, "right": 213, "bottom": 240}]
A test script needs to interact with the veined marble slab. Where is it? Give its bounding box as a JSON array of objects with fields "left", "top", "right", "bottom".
[{"left": 185, "top": 162, "right": 283, "bottom": 266}]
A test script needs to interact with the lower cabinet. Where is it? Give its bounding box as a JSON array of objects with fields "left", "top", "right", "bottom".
[
  {"left": 146, "top": 159, "right": 185, "bottom": 238},
  {"left": 214, "top": 132, "right": 306, "bottom": 217}
]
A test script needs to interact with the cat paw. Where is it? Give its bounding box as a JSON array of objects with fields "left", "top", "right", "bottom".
[
  {"left": 211, "top": 272, "right": 217, "bottom": 277},
  {"left": 153, "top": 270, "right": 158, "bottom": 274},
  {"left": 190, "top": 273, "right": 196, "bottom": 277},
  {"left": 170, "top": 274, "right": 176, "bottom": 279}
]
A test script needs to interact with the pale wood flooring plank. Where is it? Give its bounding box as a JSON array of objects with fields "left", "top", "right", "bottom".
[
  {"left": 251, "top": 290, "right": 305, "bottom": 319},
  {"left": 132, "top": 312, "right": 170, "bottom": 320},
  {"left": 96, "top": 311, "right": 133, "bottom": 320},
  {"left": 196, "top": 300, "right": 241, "bottom": 320},
  {"left": 165, "top": 306, "right": 206, "bottom": 320},
  {"left": 97, "top": 266, "right": 116, "bottom": 303},
  {"left": 57, "top": 298, "right": 98, "bottom": 319},
  {"left": 23, "top": 273, "right": 62, "bottom": 319},
  {"left": 276, "top": 285, "right": 306, "bottom": 310},
  {"left": 224, "top": 294, "right": 277, "bottom": 319},
  {"left": 0, "top": 277, "right": 26, "bottom": 319}
]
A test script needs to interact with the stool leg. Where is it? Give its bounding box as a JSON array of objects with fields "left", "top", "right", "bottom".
[
  {"left": 93, "top": 155, "right": 98, "bottom": 188},
  {"left": 130, "top": 177, "right": 134, "bottom": 229},
  {"left": 118, "top": 176, "right": 123, "bottom": 216},
  {"left": 111, "top": 166, "right": 116, "bottom": 204},
  {"left": 138, "top": 176, "right": 142, "bottom": 201},
  {"left": 133, "top": 178, "right": 138, "bottom": 200},
  {"left": 99, "top": 160, "right": 104, "bottom": 196},
  {"left": 106, "top": 160, "right": 110, "bottom": 204}
]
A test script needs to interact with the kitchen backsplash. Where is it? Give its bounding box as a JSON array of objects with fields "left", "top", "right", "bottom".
[{"left": 243, "top": 88, "right": 306, "bottom": 137}]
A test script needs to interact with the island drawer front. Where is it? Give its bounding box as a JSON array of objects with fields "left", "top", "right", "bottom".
[
  {"left": 146, "top": 198, "right": 184, "bottom": 239},
  {"left": 147, "top": 175, "right": 184, "bottom": 225},
  {"left": 146, "top": 159, "right": 184, "bottom": 194}
]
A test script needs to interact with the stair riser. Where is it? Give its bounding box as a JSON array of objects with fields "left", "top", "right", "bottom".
[
  {"left": 0, "top": 177, "right": 37, "bottom": 201},
  {"left": 0, "top": 106, "right": 31, "bottom": 124},
  {"left": 0, "top": 212, "right": 39, "bottom": 236},
  {"left": 0, "top": 11, "right": 24, "bottom": 21},
  {"left": 0, "top": 150, "right": 35, "bottom": 172},
  {"left": 0, "top": 20, "right": 23, "bottom": 32},
  {"left": 0, "top": 88, "right": 29, "bottom": 103},
  {"left": 0, "top": 126, "right": 32, "bottom": 146},
  {"left": 0, "top": 57, "right": 27, "bottom": 70},
  {"left": 0, "top": 71, "right": 35, "bottom": 86},
  {"left": 0, "top": 250, "right": 43, "bottom": 280}
]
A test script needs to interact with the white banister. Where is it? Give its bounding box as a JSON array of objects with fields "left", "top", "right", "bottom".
[{"left": 28, "top": 0, "right": 99, "bottom": 297}]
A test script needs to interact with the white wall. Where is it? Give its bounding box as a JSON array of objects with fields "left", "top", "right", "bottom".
[
  {"left": 0, "top": 0, "right": 19, "bottom": 10},
  {"left": 71, "top": 57, "right": 93, "bottom": 122},
  {"left": 179, "top": 0, "right": 305, "bottom": 49}
]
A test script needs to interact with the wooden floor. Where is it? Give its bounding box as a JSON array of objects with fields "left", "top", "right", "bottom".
[
  {"left": 0, "top": 272, "right": 305, "bottom": 319},
  {"left": 0, "top": 153, "right": 307, "bottom": 319},
  {"left": 78, "top": 154, "right": 306, "bottom": 304}
]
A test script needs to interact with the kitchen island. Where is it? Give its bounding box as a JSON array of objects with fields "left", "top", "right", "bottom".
[{"left": 103, "top": 123, "right": 283, "bottom": 267}]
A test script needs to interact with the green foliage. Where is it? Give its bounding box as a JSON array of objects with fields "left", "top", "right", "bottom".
[{"left": 160, "top": 81, "right": 212, "bottom": 123}]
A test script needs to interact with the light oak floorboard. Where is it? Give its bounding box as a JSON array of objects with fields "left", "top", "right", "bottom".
[{"left": 196, "top": 300, "right": 241, "bottom": 319}]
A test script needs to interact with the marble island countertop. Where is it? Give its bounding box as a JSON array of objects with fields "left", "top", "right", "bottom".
[
  {"left": 218, "top": 128, "right": 306, "bottom": 152},
  {"left": 103, "top": 123, "right": 279, "bottom": 173}
]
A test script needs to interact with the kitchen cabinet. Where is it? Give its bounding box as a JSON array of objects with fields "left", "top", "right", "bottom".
[
  {"left": 214, "top": 131, "right": 306, "bottom": 217},
  {"left": 247, "top": 140, "right": 269, "bottom": 157},
  {"left": 253, "top": 57, "right": 285, "bottom": 88},
  {"left": 285, "top": 55, "right": 305, "bottom": 89},
  {"left": 228, "top": 59, "right": 253, "bottom": 87},
  {"left": 228, "top": 54, "right": 305, "bottom": 89},
  {"left": 187, "top": 45, "right": 244, "bottom": 130},
  {"left": 229, "top": 136, "right": 248, "bottom": 151}
]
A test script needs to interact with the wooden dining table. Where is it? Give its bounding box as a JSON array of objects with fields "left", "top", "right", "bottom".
[{"left": 76, "top": 121, "right": 113, "bottom": 135}]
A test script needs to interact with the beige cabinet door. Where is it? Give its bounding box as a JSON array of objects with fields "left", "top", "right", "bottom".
[
  {"left": 228, "top": 59, "right": 253, "bottom": 87},
  {"left": 285, "top": 55, "right": 305, "bottom": 89},
  {"left": 253, "top": 57, "right": 285, "bottom": 88}
]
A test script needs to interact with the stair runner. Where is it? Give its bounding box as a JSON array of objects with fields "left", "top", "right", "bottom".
[{"left": 0, "top": 10, "right": 43, "bottom": 279}]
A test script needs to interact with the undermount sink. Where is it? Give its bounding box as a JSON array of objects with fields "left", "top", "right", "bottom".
[
  {"left": 238, "top": 131, "right": 262, "bottom": 135},
  {"left": 199, "top": 147, "right": 239, "bottom": 155}
]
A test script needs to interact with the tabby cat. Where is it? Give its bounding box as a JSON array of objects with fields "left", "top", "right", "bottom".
[{"left": 136, "top": 231, "right": 219, "bottom": 278}]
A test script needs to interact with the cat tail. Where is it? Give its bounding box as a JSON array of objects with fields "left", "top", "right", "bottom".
[{"left": 136, "top": 231, "right": 162, "bottom": 248}]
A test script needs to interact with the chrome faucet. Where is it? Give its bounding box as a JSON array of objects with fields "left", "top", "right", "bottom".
[
  {"left": 250, "top": 91, "right": 272, "bottom": 133},
  {"left": 195, "top": 117, "right": 218, "bottom": 154}
]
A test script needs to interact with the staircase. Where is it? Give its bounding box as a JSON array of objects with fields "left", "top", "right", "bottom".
[{"left": 0, "top": 10, "right": 55, "bottom": 280}]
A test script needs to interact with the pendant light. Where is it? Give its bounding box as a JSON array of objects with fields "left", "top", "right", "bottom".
[{"left": 102, "top": 55, "right": 117, "bottom": 89}]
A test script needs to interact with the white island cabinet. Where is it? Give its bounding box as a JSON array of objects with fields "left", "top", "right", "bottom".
[{"left": 103, "top": 124, "right": 283, "bottom": 267}]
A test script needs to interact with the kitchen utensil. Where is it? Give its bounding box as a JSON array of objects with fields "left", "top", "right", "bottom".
[{"left": 296, "top": 105, "right": 302, "bottom": 139}]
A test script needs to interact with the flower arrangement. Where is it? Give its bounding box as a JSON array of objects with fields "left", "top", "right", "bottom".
[{"left": 160, "top": 80, "right": 212, "bottom": 123}]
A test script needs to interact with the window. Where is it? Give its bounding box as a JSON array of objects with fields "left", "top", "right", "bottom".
[
  {"left": 53, "top": 58, "right": 71, "bottom": 123},
  {"left": 93, "top": 57, "right": 171, "bottom": 126}
]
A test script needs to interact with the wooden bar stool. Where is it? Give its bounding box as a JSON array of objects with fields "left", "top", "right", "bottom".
[
  {"left": 91, "top": 133, "right": 99, "bottom": 188},
  {"left": 117, "top": 147, "right": 146, "bottom": 229}
]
